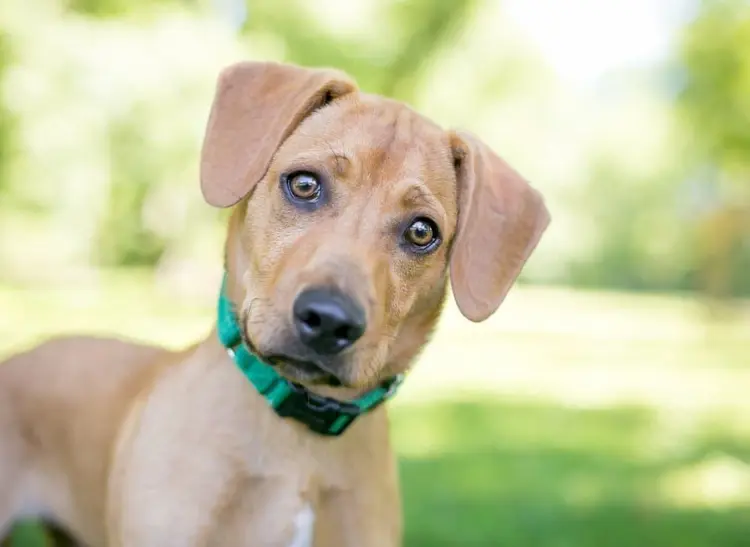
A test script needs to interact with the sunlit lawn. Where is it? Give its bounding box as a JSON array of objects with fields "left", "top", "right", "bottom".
[{"left": 2, "top": 273, "right": 750, "bottom": 546}]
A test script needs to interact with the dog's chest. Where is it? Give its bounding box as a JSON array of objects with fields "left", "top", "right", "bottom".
[
  {"left": 288, "top": 503, "right": 315, "bottom": 547},
  {"left": 227, "top": 431, "right": 375, "bottom": 547}
]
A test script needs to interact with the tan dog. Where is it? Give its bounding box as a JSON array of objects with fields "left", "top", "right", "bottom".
[{"left": 0, "top": 61, "right": 549, "bottom": 547}]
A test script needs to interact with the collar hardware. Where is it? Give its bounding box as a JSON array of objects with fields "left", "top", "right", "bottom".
[
  {"left": 275, "top": 382, "right": 361, "bottom": 435},
  {"left": 216, "top": 274, "right": 403, "bottom": 437}
]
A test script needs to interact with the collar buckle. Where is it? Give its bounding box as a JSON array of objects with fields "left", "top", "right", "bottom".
[{"left": 275, "top": 382, "right": 361, "bottom": 436}]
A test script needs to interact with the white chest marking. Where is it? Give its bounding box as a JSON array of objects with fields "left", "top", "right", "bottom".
[{"left": 288, "top": 503, "right": 315, "bottom": 547}]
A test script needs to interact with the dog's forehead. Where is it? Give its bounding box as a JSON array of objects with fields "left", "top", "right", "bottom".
[{"left": 291, "top": 94, "right": 457, "bottom": 198}]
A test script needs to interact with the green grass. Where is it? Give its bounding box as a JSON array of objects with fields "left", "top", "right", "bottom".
[
  {"left": 2, "top": 274, "right": 750, "bottom": 546},
  {"left": 394, "top": 400, "right": 750, "bottom": 547}
]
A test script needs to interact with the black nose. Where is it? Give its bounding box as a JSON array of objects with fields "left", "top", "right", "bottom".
[{"left": 292, "top": 288, "right": 366, "bottom": 355}]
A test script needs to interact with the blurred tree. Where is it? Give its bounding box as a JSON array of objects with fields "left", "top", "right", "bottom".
[
  {"left": 95, "top": 118, "right": 167, "bottom": 267},
  {"left": 679, "top": 0, "right": 750, "bottom": 179},
  {"left": 692, "top": 203, "right": 750, "bottom": 300},
  {"left": 566, "top": 154, "right": 694, "bottom": 293},
  {"left": 65, "top": 0, "right": 189, "bottom": 18},
  {"left": 240, "top": 0, "right": 478, "bottom": 103},
  {"left": 677, "top": 0, "right": 750, "bottom": 298},
  {"left": 379, "top": 0, "right": 478, "bottom": 100}
]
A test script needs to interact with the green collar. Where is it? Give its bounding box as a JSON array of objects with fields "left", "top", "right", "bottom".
[{"left": 216, "top": 275, "right": 404, "bottom": 436}]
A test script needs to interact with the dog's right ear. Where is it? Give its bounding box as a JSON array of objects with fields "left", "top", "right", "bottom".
[{"left": 200, "top": 62, "right": 356, "bottom": 208}]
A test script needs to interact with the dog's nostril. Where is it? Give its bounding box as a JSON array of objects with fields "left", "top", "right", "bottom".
[
  {"left": 334, "top": 325, "right": 355, "bottom": 342},
  {"left": 300, "top": 310, "right": 322, "bottom": 330}
]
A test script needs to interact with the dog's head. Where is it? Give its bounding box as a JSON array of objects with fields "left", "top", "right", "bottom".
[{"left": 201, "top": 62, "right": 549, "bottom": 392}]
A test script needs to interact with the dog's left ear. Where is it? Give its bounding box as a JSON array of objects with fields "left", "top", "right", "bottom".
[
  {"left": 448, "top": 131, "right": 551, "bottom": 322},
  {"left": 200, "top": 61, "right": 357, "bottom": 208}
]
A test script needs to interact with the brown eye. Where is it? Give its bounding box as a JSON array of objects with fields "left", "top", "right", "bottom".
[
  {"left": 286, "top": 172, "right": 321, "bottom": 202},
  {"left": 404, "top": 218, "right": 440, "bottom": 251}
]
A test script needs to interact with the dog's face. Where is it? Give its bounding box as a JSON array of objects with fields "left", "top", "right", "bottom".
[
  {"left": 201, "top": 62, "right": 550, "bottom": 391},
  {"left": 234, "top": 96, "right": 458, "bottom": 388}
]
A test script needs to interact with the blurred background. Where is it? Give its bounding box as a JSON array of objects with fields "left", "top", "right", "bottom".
[{"left": 1, "top": 0, "right": 749, "bottom": 545}]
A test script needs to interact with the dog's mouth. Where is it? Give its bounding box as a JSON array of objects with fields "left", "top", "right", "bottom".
[
  {"left": 265, "top": 354, "right": 342, "bottom": 387},
  {"left": 239, "top": 324, "right": 342, "bottom": 386}
]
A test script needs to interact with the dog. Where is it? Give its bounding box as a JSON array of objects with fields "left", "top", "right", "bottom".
[{"left": 0, "top": 61, "right": 550, "bottom": 547}]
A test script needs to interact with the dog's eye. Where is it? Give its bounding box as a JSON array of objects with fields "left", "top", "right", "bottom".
[
  {"left": 286, "top": 172, "right": 321, "bottom": 202},
  {"left": 404, "top": 218, "right": 440, "bottom": 252}
]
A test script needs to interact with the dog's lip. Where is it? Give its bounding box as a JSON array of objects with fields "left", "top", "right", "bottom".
[
  {"left": 263, "top": 353, "right": 342, "bottom": 386},
  {"left": 239, "top": 329, "right": 339, "bottom": 385},
  {"left": 265, "top": 354, "right": 322, "bottom": 373}
]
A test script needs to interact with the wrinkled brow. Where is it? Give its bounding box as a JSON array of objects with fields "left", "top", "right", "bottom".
[
  {"left": 281, "top": 145, "right": 351, "bottom": 177},
  {"left": 399, "top": 183, "right": 447, "bottom": 226},
  {"left": 401, "top": 185, "right": 435, "bottom": 208}
]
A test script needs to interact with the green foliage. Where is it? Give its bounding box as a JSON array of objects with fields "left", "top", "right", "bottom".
[
  {"left": 678, "top": 0, "right": 750, "bottom": 176},
  {"left": 94, "top": 108, "right": 170, "bottom": 266},
  {"left": 377, "top": 0, "right": 478, "bottom": 100},
  {"left": 566, "top": 156, "right": 695, "bottom": 293},
  {"left": 241, "top": 0, "right": 479, "bottom": 103},
  {"left": 0, "top": 7, "right": 236, "bottom": 274},
  {"left": 64, "top": 0, "right": 185, "bottom": 18},
  {"left": 674, "top": 0, "right": 750, "bottom": 297}
]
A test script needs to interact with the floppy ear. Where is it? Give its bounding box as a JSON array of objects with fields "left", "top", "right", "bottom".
[
  {"left": 200, "top": 61, "right": 357, "bottom": 208},
  {"left": 449, "top": 131, "right": 550, "bottom": 322}
]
